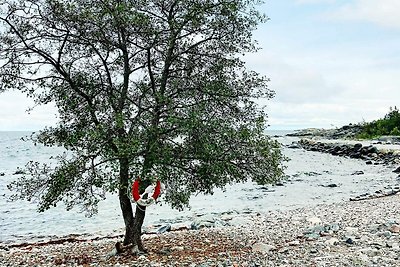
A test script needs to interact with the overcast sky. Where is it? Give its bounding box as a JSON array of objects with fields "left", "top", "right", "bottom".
[{"left": 1, "top": 0, "right": 400, "bottom": 131}]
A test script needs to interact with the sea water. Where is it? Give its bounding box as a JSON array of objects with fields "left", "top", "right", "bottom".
[{"left": 0, "top": 131, "right": 398, "bottom": 244}]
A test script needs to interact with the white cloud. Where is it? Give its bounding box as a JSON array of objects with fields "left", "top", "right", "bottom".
[
  {"left": 0, "top": 91, "right": 58, "bottom": 131},
  {"left": 328, "top": 0, "right": 400, "bottom": 29},
  {"left": 245, "top": 51, "right": 343, "bottom": 104},
  {"left": 248, "top": 22, "right": 400, "bottom": 130}
]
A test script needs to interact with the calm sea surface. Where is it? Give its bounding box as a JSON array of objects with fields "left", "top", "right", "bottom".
[{"left": 0, "top": 131, "right": 398, "bottom": 244}]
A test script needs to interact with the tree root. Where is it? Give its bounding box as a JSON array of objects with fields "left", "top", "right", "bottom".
[{"left": 106, "top": 241, "right": 147, "bottom": 258}]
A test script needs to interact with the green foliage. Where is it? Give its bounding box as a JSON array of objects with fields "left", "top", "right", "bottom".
[
  {"left": 1, "top": 0, "right": 285, "bottom": 215},
  {"left": 357, "top": 106, "right": 400, "bottom": 139},
  {"left": 391, "top": 127, "right": 400, "bottom": 136}
]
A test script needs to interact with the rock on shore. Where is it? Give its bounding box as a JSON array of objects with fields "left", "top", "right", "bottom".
[
  {"left": 287, "top": 124, "right": 400, "bottom": 144},
  {"left": 297, "top": 139, "right": 400, "bottom": 166},
  {"left": 2, "top": 194, "right": 400, "bottom": 266},
  {"left": 286, "top": 124, "right": 364, "bottom": 139}
]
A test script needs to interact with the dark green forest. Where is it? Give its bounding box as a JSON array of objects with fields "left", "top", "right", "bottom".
[{"left": 358, "top": 106, "right": 400, "bottom": 138}]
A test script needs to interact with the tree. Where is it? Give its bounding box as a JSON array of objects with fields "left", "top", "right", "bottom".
[
  {"left": 0, "top": 0, "right": 285, "bottom": 253},
  {"left": 358, "top": 106, "right": 400, "bottom": 139}
]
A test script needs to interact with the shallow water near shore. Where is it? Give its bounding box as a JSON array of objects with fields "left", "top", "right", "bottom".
[{"left": 0, "top": 131, "right": 399, "bottom": 245}]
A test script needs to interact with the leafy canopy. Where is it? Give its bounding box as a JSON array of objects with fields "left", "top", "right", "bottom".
[{"left": 1, "top": 0, "right": 285, "bottom": 214}]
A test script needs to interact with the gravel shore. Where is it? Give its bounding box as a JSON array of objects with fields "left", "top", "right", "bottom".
[{"left": 2, "top": 193, "right": 400, "bottom": 266}]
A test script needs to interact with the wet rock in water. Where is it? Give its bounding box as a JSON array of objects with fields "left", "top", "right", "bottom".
[
  {"left": 0, "top": 172, "right": 4, "bottom": 176},
  {"left": 351, "top": 170, "right": 364, "bottom": 175},
  {"left": 324, "top": 183, "right": 338, "bottom": 188},
  {"left": 304, "top": 171, "right": 321, "bottom": 176},
  {"left": 393, "top": 166, "right": 400, "bottom": 173}
]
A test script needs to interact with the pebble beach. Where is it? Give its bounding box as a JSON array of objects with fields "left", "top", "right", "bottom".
[{"left": 2, "top": 193, "right": 400, "bottom": 266}]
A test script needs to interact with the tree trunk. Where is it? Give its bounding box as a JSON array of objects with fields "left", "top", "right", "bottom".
[
  {"left": 118, "top": 186, "right": 135, "bottom": 246},
  {"left": 118, "top": 190, "right": 147, "bottom": 252},
  {"left": 118, "top": 158, "right": 135, "bottom": 245},
  {"left": 118, "top": 158, "right": 147, "bottom": 253},
  {"left": 133, "top": 204, "right": 147, "bottom": 252}
]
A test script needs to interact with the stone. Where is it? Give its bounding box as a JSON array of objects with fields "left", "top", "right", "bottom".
[
  {"left": 359, "top": 248, "right": 379, "bottom": 257},
  {"left": 390, "top": 224, "right": 400, "bottom": 233},
  {"left": 171, "top": 246, "right": 184, "bottom": 252},
  {"left": 325, "top": 237, "right": 339, "bottom": 246},
  {"left": 170, "top": 222, "right": 191, "bottom": 231},
  {"left": 304, "top": 233, "right": 320, "bottom": 240},
  {"left": 288, "top": 142, "right": 302, "bottom": 149},
  {"left": 157, "top": 224, "right": 171, "bottom": 234},
  {"left": 327, "top": 223, "right": 340, "bottom": 232},
  {"left": 137, "top": 255, "right": 149, "bottom": 261},
  {"left": 287, "top": 240, "right": 300, "bottom": 246},
  {"left": 325, "top": 183, "right": 338, "bottom": 188},
  {"left": 381, "top": 231, "right": 392, "bottom": 238},
  {"left": 306, "top": 217, "right": 322, "bottom": 225},
  {"left": 191, "top": 215, "right": 218, "bottom": 230},
  {"left": 252, "top": 243, "right": 276, "bottom": 253},
  {"left": 371, "top": 241, "right": 385, "bottom": 248},
  {"left": 354, "top": 143, "right": 363, "bottom": 150},
  {"left": 13, "top": 169, "right": 25, "bottom": 175},
  {"left": 307, "top": 225, "right": 325, "bottom": 234},
  {"left": 351, "top": 171, "right": 364, "bottom": 175},
  {"left": 393, "top": 166, "right": 400, "bottom": 173},
  {"left": 159, "top": 248, "right": 172, "bottom": 256},
  {"left": 387, "top": 242, "right": 400, "bottom": 249},
  {"left": 345, "top": 237, "right": 355, "bottom": 245}
]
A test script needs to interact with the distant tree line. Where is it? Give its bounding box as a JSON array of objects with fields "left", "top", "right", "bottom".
[{"left": 357, "top": 106, "right": 400, "bottom": 138}]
